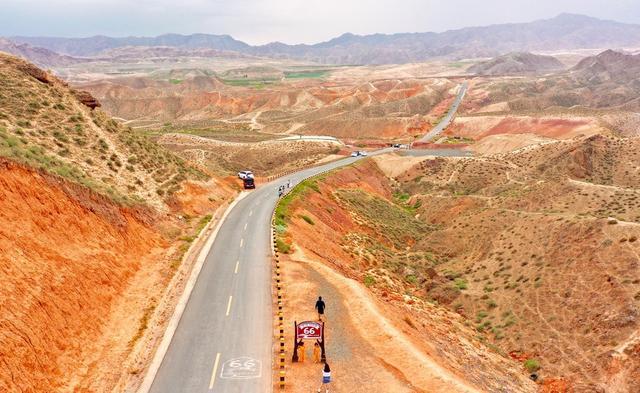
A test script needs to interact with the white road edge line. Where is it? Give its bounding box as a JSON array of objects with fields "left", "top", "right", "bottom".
[
  {"left": 226, "top": 295, "right": 233, "bottom": 317},
  {"left": 208, "top": 352, "right": 221, "bottom": 390},
  {"left": 137, "top": 192, "right": 249, "bottom": 393}
]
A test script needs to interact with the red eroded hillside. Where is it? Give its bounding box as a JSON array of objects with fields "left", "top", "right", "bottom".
[{"left": 0, "top": 158, "right": 167, "bottom": 391}]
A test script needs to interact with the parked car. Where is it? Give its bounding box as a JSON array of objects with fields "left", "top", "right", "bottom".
[
  {"left": 238, "top": 170, "right": 254, "bottom": 179},
  {"left": 243, "top": 177, "right": 255, "bottom": 189}
]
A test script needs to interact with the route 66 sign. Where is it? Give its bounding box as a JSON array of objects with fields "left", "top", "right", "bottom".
[
  {"left": 220, "top": 357, "right": 261, "bottom": 379},
  {"left": 296, "top": 321, "right": 322, "bottom": 339}
]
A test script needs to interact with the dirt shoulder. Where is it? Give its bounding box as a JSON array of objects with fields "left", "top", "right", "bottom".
[
  {"left": 275, "top": 160, "right": 536, "bottom": 392},
  {"left": 280, "top": 249, "right": 480, "bottom": 393}
]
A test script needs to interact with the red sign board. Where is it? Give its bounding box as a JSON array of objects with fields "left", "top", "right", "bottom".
[{"left": 296, "top": 321, "right": 322, "bottom": 339}]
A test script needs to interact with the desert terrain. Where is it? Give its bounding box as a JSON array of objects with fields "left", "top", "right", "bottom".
[
  {"left": 0, "top": 53, "right": 238, "bottom": 392},
  {"left": 278, "top": 138, "right": 640, "bottom": 391},
  {"left": 2, "top": 10, "right": 640, "bottom": 393}
]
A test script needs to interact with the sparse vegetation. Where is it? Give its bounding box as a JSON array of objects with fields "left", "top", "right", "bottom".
[
  {"left": 0, "top": 53, "right": 206, "bottom": 206},
  {"left": 523, "top": 359, "right": 541, "bottom": 373},
  {"left": 300, "top": 214, "right": 315, "bottom": 225},
  {"left": 364, "top": 274, "right": 376, "bottom": 287}
]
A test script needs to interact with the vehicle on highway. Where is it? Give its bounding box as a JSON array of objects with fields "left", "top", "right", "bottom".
[
  {"left": 358, "top": 151, "right": 368, "bottom": 156},
  {"left": 350, "top": 151, "right": 359, "bottom": 157},
  {"left": 243, "top": 177, "right": 255, "bottom": 189},
  {"left": 391, "top": 143, "right": 401, "bottom": 148},
  {"left": 238, "top": 170, "right": 254, "bottom": 179}
]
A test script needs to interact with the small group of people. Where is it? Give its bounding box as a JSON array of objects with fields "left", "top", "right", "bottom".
[
  {"left": 316, "top": 296, "right": 330, "bottom": 392},
  {"left": 277, "top": 179, "right": 293, "bottom": 197},
  {"left": 295, "top": 340, "right": 322, "bottom": 363},
  {"left": 295, "top": 340, "right": 331, "bottom": 392}
]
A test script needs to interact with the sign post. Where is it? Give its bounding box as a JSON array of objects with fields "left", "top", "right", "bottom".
[
  {"left": 292, "top": 320, "right": 324, "bottom": 363},
  {"left": 292, "top": 321, "right": 299, "bottom": 363},
  {"left": 320, "top": 321, "right": 326, "bottom": 363}
]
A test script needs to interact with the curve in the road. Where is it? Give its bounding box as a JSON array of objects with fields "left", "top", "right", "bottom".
[{"left": 146, "top": 150, "right": 391, "bottom": 393}]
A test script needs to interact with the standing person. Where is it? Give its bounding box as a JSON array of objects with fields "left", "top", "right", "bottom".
[
  {"left": 287, "top": 179, "right": 292, "bottom": 189},
  {"left": 320, "top": 363, "right": 331, "bottom": 392},
  {"left": 315, "top": 296, "right": 326, "bottom": 321},
  {"left": 296, "top": 340, "right": 305, "bottom": 363}
]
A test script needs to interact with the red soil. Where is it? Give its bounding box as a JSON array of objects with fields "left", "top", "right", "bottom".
[
  {"left": 0, "top": 159, "right": 168, "bottom": 392},
  {"left": 484, "top": 117, "right": 590, "bottom": 139},
  {"left": 449, "top": 117, "right": 594, "bottom": 141}
]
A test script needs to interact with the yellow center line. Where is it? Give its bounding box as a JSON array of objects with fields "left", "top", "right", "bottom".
[
  {"left": 234, "top": 260, "right": 239, "bottom": 274},
  {"left": 208, "top": 352, "right": 221, "bottom": 390},
  {"left": 226, "top": 295, "right": 233, "bottom": 316},
  {"left": 240, "top": 238, "right": 244, "bottom": 247}
]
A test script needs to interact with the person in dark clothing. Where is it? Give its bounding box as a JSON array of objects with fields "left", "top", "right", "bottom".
[{"left": 315, "top": 296, "right": 326, "bottom": 321}]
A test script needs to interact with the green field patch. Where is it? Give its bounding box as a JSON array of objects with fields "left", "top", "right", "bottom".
[{"left": 284, "top": 70, "right": 330, "bottom": 79}]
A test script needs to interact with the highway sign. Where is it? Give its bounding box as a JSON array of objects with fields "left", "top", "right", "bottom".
[{"left": 296, "top": 321, "right": 322, "bottom": 339}]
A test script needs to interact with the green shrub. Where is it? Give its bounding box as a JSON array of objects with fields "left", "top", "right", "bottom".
[
  {"left": 524, "top": 359, "right": 540, "bottom": 373},
  {"left": 454, "top": 277, "right": 468, "bottom": 290},
  {"left": 364, "top": 274, "right": 375, "bottom": 287},
  {"left": 276, "top": 238, "right": 291, "bottom": 254},
  {"left": 406, "top": 274, "right": 418, "bottom": 284},
  {"left": 300, "top": 215, "right": 315, "bottom": 225}
]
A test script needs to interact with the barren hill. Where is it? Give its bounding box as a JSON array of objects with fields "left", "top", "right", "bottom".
[
  {"left": 570, "top": 49, "right": 640, "bottom": 84},
  {"left": 9, "top": 33, "right": 250, "bottom": 57},
  {"left": 0, "top": 52, "right": 204, "bottom": 208},
  {"left": 94, "top": 45, "right": 256, "bottom": 60},
  {"left": 281, "top": 135, "right": 640, "bottom": 391},
  {"left": 80, "top": 74, "right": 455, "bottom": 141},
  {"left": 275, "top": 160, "right": 537, "bottom": 392},
  {"left": 0, "top": 38, "right": 84, "bottom": 67},
  {"left": 458, "top": 49, "right": 640, "bottom": 129},
  {"left": 468, "top": 52, "right": 564, "bottom": 76},
  {"left": 0, "top": 54, "right": 235, "bottom": 392},
  {"left": 11, "top": 13, "right": 640, "bottom": 65}
]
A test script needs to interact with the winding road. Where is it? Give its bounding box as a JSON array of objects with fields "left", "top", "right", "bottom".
[
  {"left": 418, "top": 82, "right": 468, "bottom": 142},
  {"left": 145, "top": 81, "right": 469, "bottom": 393},
  {"left": 148, "top": 151, "right": 389, "bottom": 393}
]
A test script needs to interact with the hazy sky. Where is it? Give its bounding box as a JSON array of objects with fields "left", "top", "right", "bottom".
[{"left": 2, "top": 0, "right": 639, "bottom": 45}]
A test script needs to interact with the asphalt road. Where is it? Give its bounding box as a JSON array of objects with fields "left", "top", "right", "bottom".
[
  {"left": 149, "top": 150, "right": 390, "bottom": 393},
  {"left": 418, "top": 82, "right": 468, "bottom": 142}
]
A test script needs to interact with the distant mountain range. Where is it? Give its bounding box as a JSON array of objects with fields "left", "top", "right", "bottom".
[
  {"left": 0, "top": 38, "right": 85, "bottom": 68},
  {"left": 7, "top": 13, "right": 640, "bottom": 65}
]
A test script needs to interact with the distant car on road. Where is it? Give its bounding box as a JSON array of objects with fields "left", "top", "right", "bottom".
[
  {"left": 392, "top": 143, "right": 401, "bottom": 148},
  {"left": 238, "top": 170, "right": 254, "bottom": 179},
  {"left": 351, "top": 151, "right": 368, "bottom": 157},
  {"left": 358, "top": 151, "right": 368, "bottom": 156},
  {"left": 243, "top": 177, "right": 255, "bottom": 189},
  {"left": 350, "top": 151, "right": 359, "bottom": 157}
]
